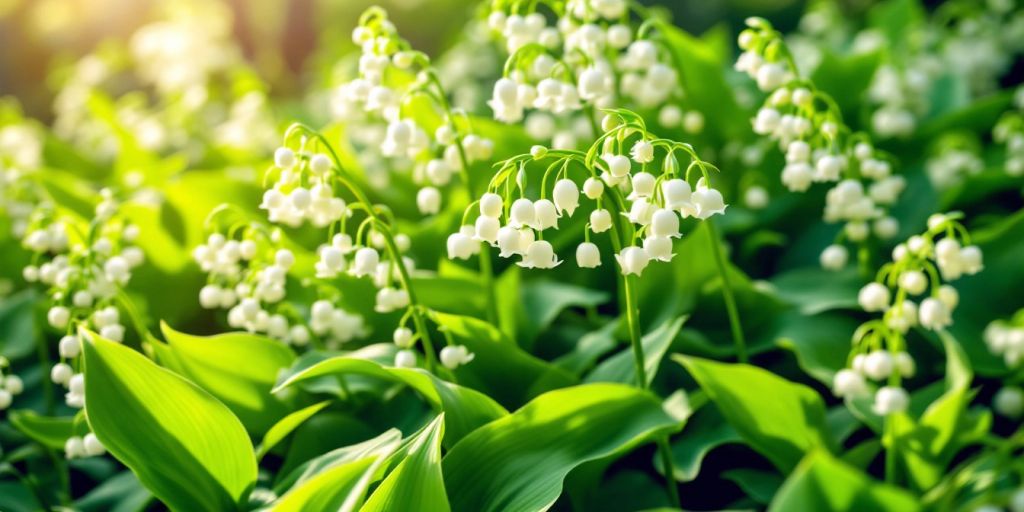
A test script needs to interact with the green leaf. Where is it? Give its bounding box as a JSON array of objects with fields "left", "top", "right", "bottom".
[
  {"left": 894, "top": 330, "right": 986, "bottom": 492},
  {"left": 810, "top": 50, "right": 882, "bottom": 124},
  {"left": 723, "top": 468, "right": 783, "bottom": 504},
  {"left": 769, "top": 450, "right": 920, "bottom": 512},
  {"left": 676, "top": 355, "right": 832, "bottom": 472},
  {"left": 443, "top": 383, "right": 678, "bottom": 512},
  {"left": 429, "top": 312, "right": 576, "bottom": 407},
  {"left": 515, "top": 279, "right": 610, "bottom": 350},
  {"left": 586, "top": 315, "right": 687, "bottom": 386},
  {"left": 82, "top": 330, "right": 257, "bottom": 511},
  {"left": 275, "top": 356, "right": 507, "bottom": 446},
  {"left": 272, "top": 431, "right": 400, "bottom": 512},
  {"left": 770, "top": 267, "right": 862, "bottom": 315},
  {"left": 363, "top": 414, "right": 449, "bottom": 511},
  {"left": 7, "top": 410, "right": 87, "bottom": 450},
  {"left": 662, "top": 404, "right": 740, "bottom": 482},
  {"left": 257, "top": 401, "right": 330, "bottom": 459},
  {"left": 158, "top": 322, "right": 296, "bottom": 436},
  {"left": 75, "top": 470, "right": 151, "bottom": 512}
]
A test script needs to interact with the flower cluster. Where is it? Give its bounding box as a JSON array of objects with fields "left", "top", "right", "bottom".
[
  {"left": 331, "top": 8, "right": 493, "bottom": 216},
  {"left": 0, "top": 357, "right": 24, "bottom": 411},
  {"left": 22, "top": 194, "right": 143, "bottom": 412},
  {"left": 985, "top": 307, "right": 1024, "bottom": 422},
  {"left": 994, "top": 87, "right": 1024, "bottom": 178},
  {"left": 738, "top": 18, "right": 904, "bottom": 263},
  {"left": 833, "top": 213, "right": 983, "bottom": 416},
  {"left": 484, "top": 0, "right": 702, "bottom": 148},
  {"left": 448, "top": 110, "right": 726, "bottom": 276},
  {"left": 925, "top": 143, "right": 984, "bottom": 190},
  {"left": 0, "top": 121, "right": 44, "bottom": 238},
  {"left": 51, "top": 1, "right": 276, "bottom": 163}
]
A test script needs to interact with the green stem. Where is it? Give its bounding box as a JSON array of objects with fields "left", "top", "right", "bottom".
[
  {"left": 478, "top": 245, "right": 498, "bottom": 325},
  {"left": 705, "top": 221, "right": 747, "bottom": 363},
  {"left": 294, "top": 124, "right": 440, "bottom": 372},
  {"left": 884, "top": 416, "right": 897, "bottom": 484},
  {"left": 35, "top": 324, "right": 55, "bottom": 416},
  {"left": 623, "top": 274, "right": 648, "bottom": 388},
  {"left": 657, "top": 438, "right": 681, "bottom": 509},
  {"left": 45, "top": 448, "right": 72, "bottom": 506}
]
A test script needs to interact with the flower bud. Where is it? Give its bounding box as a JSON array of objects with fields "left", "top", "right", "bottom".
[
  {"left": 417, "top": 187, "right": 442, "bottom": 215},
  {"left": 820, "top": 244, "right": 848, "bottom": 270},
  {"left": 583, "top": 177, "right": 605, "bottom": 200},
  {"left": 858, "top": 282, "right": 890, "bottom": 312},
  {"left": 872, "top": 386, "right": 909, "bottom": 415}
]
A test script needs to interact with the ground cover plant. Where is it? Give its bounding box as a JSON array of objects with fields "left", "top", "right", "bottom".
[{"left": 0, "top": 0, "right": 1023, "bottom": 510}]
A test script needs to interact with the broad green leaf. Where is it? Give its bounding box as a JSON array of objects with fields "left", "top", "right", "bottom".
[
  {"left": 515, "top": 280, "right": 610, "bottom": 350},
  {"left": 0, "top": 290, "right": 39, "bottom": 360},
  {"left": 894, "top": 330, "right": 987, "bottom": 492},
  {"left": 661, "top": 404, "right": 740, "bottom": 482},
  {"left": 257, "top": 401, "right": 330, "bottom": 459},
  {"left": 7, "top": 410, "right": 87, "bottom": 450},
  {"left": 158, "top": 322, "right": 296, "bottom": 436},
  {"left": 676, "top": 355, "right": 832, "bottom": 472},
  {"left": 770, "top": 267, "right": 862, "bottom": 315},
  {"left": 82, "top": 331, "right": 256, "bottom": 511},
  {"left": 775, "top": 311, "right": 862, "bottom": 386},
  {"left": 430, "top": 312, "right": 576, "bottom": 407},
  {"left": 723, "top": 468, "right": 783, "bottom": 504},
  {"left": 443, "top": 383, "right": 678, "bottom": 512},
  {"left": 769, "top": 450, "right": 920, "bottom": 512},
  {"left": 553, "top": 319, "right": 620, "bottom": 376},
  {"left": 586, "top": 315, "right": 687, "bottom": 386},
  {"left": 272, "top": 430, "right": 400, "bottom": 512},
  {"left": 75, "top": 470, "right": 151, "bottom": 512},
  {"left": 363, "top": 414, "right": 449, "bottom": 512},
  {"left": 275, "top": 356, "right": 507, "bottom": 446}
]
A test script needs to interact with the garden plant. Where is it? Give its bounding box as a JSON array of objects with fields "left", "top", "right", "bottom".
[{"left": 0, "top": 0, "right": 1023, "bottom": 510}]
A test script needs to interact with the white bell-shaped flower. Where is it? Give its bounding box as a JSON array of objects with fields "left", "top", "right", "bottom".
[
  {"left": 469, "top": 215, "right": 499, "bottom": 244},
  {"left": 872, "top": 386, "right": 909, "bottom": 416},
  {"left": 553, "top": 179, "right": 580, "bottom": 216},
  {"left": 576, "top": 242, "right": 601, "bottom": 268},
  {"left": 604, "top": 154, "right": 631, "bottom": 177},
  {"left": 447, "top": 231, "right": 476, "bottom": 260},
  {"left": 858, "top": 282, "right": 891, "bottom": 312},
  {"left": 649, "top": 209, "right": 680, "bottom": 238},
  {"left": 691, "top": 184, "right": 727, "bottom": 219},
  {"left": 518, "top": 240, "right": 560, "bottom": 269},
  {"left": 615, "top": 246, "right": 649, "bottom": 276},
  {"left": 819, "top": 244, "right": 848, "bottom": 270},
  {"left": 495, "top": 226, "right": 523, "bottom": 257},
  {"left": 630, "top": 140, "right": 654, "bottom": 163},
  {"left": 629, "top": 172, "right": 656, "bottom": 200},
  {"left": 480, "top": 193, "right": 504, "bottom": 218},
  {"left": 577, "top": 66, "right": 612, "bottom": 101},
  {"left": 489, "top": 77, "right": 523, "bottom": 123},
  {"left": 509, "top": 198, "right": 536, "bottom": 229},
  {"left": 394, "top": 349, "right": 417, "bottom": 368},
  {"left": 626, "top": 198, "right": 656, "bottom": 225},
  {"left": 919, "top": 297, "right": 952, "bottom": 330},
  {"left": 417, "top": 187, "right": 442, "bottom": 215},
  {"left": 350, "top": 248, "right": 379, "bottom": 277},
  {"left": 440, "top": 345, "right": 475, "bottom": 369},
  {"left": 583, "top": 177, "right": 605, "bottom": 200},
  {"left": 590, "top": 209, "right": 612, "bottom": 233},
  {"left": 643, "top": 236, "right": 674, "bottom": 262},
  {"left": 862, "top": 350, "right": 893, "bottom": 381},
  {"left": 662, "top": 179, "right": 693, "bottom": 211},
  {"left": 534, "top": 199, "right": 559, "bottom": 230},
  {"left": 898, "top": 270, "right": 928, "bottom": 295},
  {"left": 832, "top": 369, "right": 868, "bottom": 398}
]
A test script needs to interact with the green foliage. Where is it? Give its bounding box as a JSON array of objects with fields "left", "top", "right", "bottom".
[{"left": 81, "top": 331, "right": 256, "bottom": 511}]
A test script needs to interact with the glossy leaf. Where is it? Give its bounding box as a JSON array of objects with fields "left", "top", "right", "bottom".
[
  {"left": 676, "top": 355, "right": 832, "bottom": 472},
  {"left": 443, "top": 383, "right": 678, "bottom": 512},
  {"left": 363, "top": 414, "right": 449, "bottom": 511},
  {"left": 158, "top": 322, "right": 296, "bottom": 436},
  {"left": 770, "top": 450, "right": 920, "bottom": 511},
  {"left": 82, "top": 331, "right": 256, "bottom": 511},
  {"left": 275, "top": 356, "right": 507, "bottom": 446}
]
